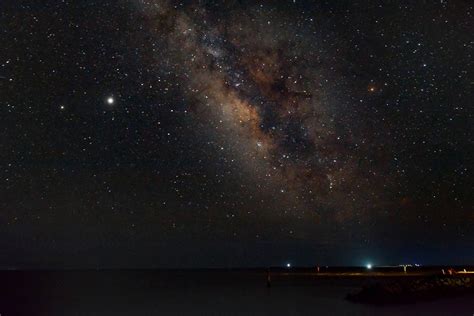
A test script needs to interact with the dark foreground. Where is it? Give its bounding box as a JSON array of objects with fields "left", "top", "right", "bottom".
[{"left": 1, "top": 269, "right": 474, "bottom": 316}]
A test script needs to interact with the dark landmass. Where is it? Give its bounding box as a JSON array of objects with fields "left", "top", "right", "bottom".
[{"left": 347, "top": 276, "right": 474, "bottom": 305}]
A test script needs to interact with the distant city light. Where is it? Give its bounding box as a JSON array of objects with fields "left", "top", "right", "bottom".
[{"left": 366, "top": 263, "right": 372, "bottom": 269}]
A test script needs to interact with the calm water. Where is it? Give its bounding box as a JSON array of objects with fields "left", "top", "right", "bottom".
[{"left": 1, "top": 270, "right": 474, "bottom": 315}]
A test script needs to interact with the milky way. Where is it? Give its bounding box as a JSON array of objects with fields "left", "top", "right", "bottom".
[{"left": 133, "top": 0, "right": 396, "bottom": 227}]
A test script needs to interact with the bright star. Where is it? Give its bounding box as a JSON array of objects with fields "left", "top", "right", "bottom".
[{"left": 107, "top": 97, "right": 115, "bottom": 105}]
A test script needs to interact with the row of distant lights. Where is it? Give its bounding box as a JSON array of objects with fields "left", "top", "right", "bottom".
[
  {"left": 286, "top": 263, "right": 423, "bottom": 269},
  {"left": 285, "top": 263, "right": 373, "bottom": 269}
]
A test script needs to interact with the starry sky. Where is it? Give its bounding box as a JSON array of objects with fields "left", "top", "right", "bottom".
[{"left": 1, "top": 0, "right": 473, "bottom": 268}]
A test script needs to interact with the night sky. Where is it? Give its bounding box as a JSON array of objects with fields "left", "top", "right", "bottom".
[{"left": 1, "top": 1, "right": 473, "bottom": 268}]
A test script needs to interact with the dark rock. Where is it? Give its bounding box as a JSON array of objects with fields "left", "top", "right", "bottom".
[{"left": 346, "top": 277, "right": 474, "bottom": 305}]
